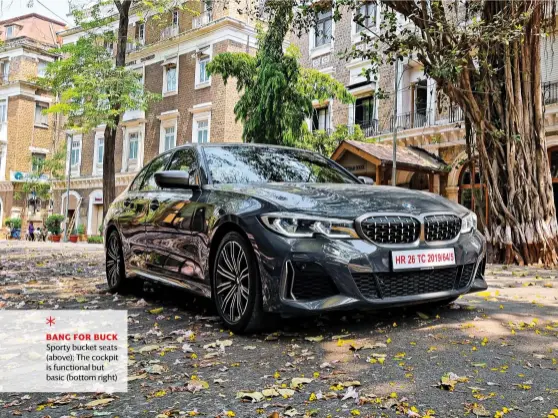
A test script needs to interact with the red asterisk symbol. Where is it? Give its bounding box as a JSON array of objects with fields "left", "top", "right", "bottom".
[{"left": 46, "top": 316, "right": 55, "bottom": 327}]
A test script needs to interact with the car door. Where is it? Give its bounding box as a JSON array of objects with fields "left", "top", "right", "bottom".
[
  {"left": 137, "top": 151, "right": 173, "bottom": 275},
  {"left": 148, "top": 147, "right": 205, "bottom": 289},
  {"left": 116, "top": 164, "right": 151, "bottom": 268}
]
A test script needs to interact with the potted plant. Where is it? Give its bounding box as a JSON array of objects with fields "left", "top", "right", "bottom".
[
  {"left": 77, "top": 224, "right": 86, "bottom": 242},
  {"left": 5, "top": 218, "right": 22, "bottom": 239},
  {"left": 45, "top": 214, "right": 65, "bottom": 242},
  {"left": 69, "top": 227, "right": 79, "bottom": 243}
]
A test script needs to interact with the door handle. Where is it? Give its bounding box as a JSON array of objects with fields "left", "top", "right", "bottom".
[{"left": 150, "top": 200, "right": 160, "bottom": 211}]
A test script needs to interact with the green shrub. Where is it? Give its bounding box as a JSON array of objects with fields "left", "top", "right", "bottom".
[
  {"left": 87, "top": 235, "right": 103, "bottom": 244},
  {"left": 45, "top": 214, "right": 65, "bottom": 235},
  {"left": 77, "top": 224, "right": 85, "bottom": 235},
  {"left": 4, "top": 217, "right": 22, "bottom": 229},
  {"left": 98, "top": 224, "right": 103, "bottom": 235}
]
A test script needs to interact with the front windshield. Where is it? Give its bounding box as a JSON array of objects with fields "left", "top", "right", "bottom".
[{"left": 203, "top": 146, "right": 358, "bottom": 184}]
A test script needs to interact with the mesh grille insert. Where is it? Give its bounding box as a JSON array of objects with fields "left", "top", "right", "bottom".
[
  {"left": 360, "top": 215, "right": 420, "bottom": 244},
  {"left": 424, "top": 214, "right": 461, "bottom": 242}
]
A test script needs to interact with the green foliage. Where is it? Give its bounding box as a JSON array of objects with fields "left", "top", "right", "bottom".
[
  {"left": 45, "top": 214, "right": 65, "bottom": 235},
  {"left": 87, "top": 235, "right": 104, "bottom": 244},
  {"left": 208, "top": 2, "right": 353, "bottom": 146},
  {"left": 36, "top": 35, "right": 159, "bottom": 133},
  {"left": 77, "top": 224, "right": 86, "bottom": 235},
  {"left": 15, "top": 145, "right": 67, "bottom": 207},
  {"left": 4, "top": 218, "right": 22, "bottom": 230},
  {"left": 295, "top": 124, "right": 365, "bottom": 157}
]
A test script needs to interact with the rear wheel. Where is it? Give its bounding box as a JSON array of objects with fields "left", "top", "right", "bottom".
[
  {"left": 212, "top": 231, "right": 267, "bottom": 333},
  {"left": 105, "top": 229, "right": 128, "bottom": 293}
]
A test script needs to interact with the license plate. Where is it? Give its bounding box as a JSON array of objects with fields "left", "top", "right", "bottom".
[{"left": 391, "top": 248, "right": 455, "bottom": 271}]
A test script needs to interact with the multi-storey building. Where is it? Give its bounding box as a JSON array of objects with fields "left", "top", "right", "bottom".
[
  {"left": 52, "top": 2, "right": 259, "bottom": 235},
  {"left": 292, "top": 4, "right": 558, "bottom": 230},
  {"left": 0, "top": 13, "right": 66, "bottom": 227}
]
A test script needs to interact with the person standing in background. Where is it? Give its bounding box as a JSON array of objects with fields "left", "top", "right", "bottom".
[{"left": 28, "top": 221, "right": 34, "bottom": 241}]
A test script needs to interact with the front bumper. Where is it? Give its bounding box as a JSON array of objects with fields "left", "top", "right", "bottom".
[{"left": 251, "top": 221, "right": 487, "bottom": 313}]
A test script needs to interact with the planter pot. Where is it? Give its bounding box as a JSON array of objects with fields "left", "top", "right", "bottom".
[
  {"left": 69, "top": 235, "right": 78, "bottom": 243},
  {"left": 79, "top": 234, "right": 87, "bottom": 242},
  {"left": 51, "top": 235, "right": 61, "bottom": 242}
]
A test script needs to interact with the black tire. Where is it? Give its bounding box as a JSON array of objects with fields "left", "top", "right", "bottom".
[
  {"left": 212, "top": 231, "right": 268, "bottom": 333},
  {"left": 105, "top": 229, "right": 128, "bottom": 293}
]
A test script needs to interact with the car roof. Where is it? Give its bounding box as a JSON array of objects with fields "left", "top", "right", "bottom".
[{"left": 174, "top": 142, "right": 316, "bottom": 152}]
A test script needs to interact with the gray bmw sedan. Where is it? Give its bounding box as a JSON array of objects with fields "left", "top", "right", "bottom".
[{"left": 103, "top": 144, "right": 487, "bottom": 332}]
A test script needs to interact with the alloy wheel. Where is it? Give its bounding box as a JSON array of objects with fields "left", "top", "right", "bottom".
[
  {"left": 106, "top": 233, "right": 122, "bottom": 288},
  {"left": 215, "top": 241, "right": 250, "bottom": 323}
]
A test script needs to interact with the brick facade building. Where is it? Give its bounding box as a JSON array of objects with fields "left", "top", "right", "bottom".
[
  {"left": 0, "top": 14, "right": 66, "bottom": 229},
  {"left": 51, "top": 3, "right": 258, "bottom": 235}
]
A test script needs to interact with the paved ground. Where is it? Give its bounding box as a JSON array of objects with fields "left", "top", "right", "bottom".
[{"left": 0, "top": 240, "right": 557, "bottom": 418}]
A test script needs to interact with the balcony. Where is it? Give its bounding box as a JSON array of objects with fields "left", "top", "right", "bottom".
[
  {"left": 126, "top": 40, "right": 144, "bottom": 53},
  {"left": 543, "top": 81, "right": 558, "bottom": 105},
  {"left": 160, "top": 25, "right": 179, "bottom": 40},
  {"left": 354, "top": 108, "right": 463, "bottom": 139},
  {"left": 192, "top": 11, "right": 212, "bottom": 29}
]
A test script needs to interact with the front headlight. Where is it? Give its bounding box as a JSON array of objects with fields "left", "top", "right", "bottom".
[
  {"left": 260, "top": 213, "right": 358, "bottom": 238},
  {"left": 461, "top": 212, "right": 477, "bottom": 233}
]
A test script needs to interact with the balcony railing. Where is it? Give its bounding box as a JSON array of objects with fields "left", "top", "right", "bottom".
[
  {"left": 192, "top": 11, "right": 212, "bottom": 29},
  {"left": 355, "top": 108, "right": 460, "bottom": 138},
  {"left": 126, "top": 40, "right": 144, "bottom": 53},
  {"left": 543, "top": 81, "right": 558, "bottom": 105},
  {"left": 161, "top": 25, "right": 179, "bottom": 40},
  {"left": 358, "top": 120, "right": 380, "bottom": 137}
]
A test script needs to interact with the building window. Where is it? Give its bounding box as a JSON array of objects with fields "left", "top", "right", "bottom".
[
  {"left": 97, "top": 138, "right": 104, "bottom": 164},
  {"left": 31, "top": 153, "right": 46, "bottom": 173},
  {"left": 355, "top": 2, "right": 376, "bottom": 33},
  {"left": 164, "top": 126, "right": 176, "bottom": 151},
  {"left": 199, "top": 57, "right": 210, "bottom": 84},
  {"left": 196, "top": 120, "right": 209, "bottom": 143},
  {"left": 312, "top": 106, "right": 330, "bottom": 131},
  {"left": 164, "top": 63, "right": 177, "bottom": 93},
  {"left": 172, "top": 9, "right": 179, "bottom": 26},
  {"left": 5, "top": 25, "right": 16, "bottom": 39},
  {"left": 0, "top": 99, "right": 6, "bottom": 124},
  {"left": 34, "top": 102, "right": 49, "bottom": 127},
  {"left": 71, "top": 139, "right": 80, "bottom": 167},
  {"left": 38, "top": 61, "right": 47, "bottom": 77},
  {"left": 314, "top": 10, "right": 332, "bottom": 48},
  {"left": 1, "top": 61, "right": 9, "bottom": 82},
  {"left": 355, "top": 96, "right": 374, "bottom": 127},
  {"left": 129, "top": 132, "right": 139, "bottom": 159},
  {"left": 137, "top": 23, "right": 145, "bottom": 44}
]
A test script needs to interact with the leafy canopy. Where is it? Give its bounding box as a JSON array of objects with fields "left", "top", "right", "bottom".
[
  {"left": 207, "top": 1, "right": 354, "bottom": 146},
  {"left": 37, "top": 34, "right": 158, "bottom": 133}
]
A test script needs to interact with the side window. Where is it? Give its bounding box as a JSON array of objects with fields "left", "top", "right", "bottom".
[
  {"left": 167, "top": 147, "right": 199, "bottom": 185},
  {"left": 140, "top": 152, "right": 172, "bottom": 191},
  {"left": 129, "top": 163, "right": 151, "bottom": 192}
]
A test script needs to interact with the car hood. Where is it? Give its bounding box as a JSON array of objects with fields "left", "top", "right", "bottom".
[{"left": 211, "top": 183, "right": 467, "bottom": 218}]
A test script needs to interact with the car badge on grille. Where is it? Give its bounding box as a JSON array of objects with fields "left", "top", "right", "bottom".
[{"left": 402, "top": 202, "right": 416, "bottom": 211}]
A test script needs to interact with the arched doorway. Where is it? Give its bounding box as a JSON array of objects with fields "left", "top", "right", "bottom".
[
  {"left": 61, "top": 191, "right": 81, "bottom": 229},
  {"left": 458, "top": 163, "right": 488, "bottom": 232}
]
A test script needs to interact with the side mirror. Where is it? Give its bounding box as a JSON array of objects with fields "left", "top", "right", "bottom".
[
  {"left": 154, "top": 171, "right": 197, "bottom": 189},
  {"left": 358, "top": 176, "right": 375, "bottom": 185}
]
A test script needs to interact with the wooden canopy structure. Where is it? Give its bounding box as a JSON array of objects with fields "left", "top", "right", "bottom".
[{"left": 331, "top": 140, "right": 448, "bottom": 191}]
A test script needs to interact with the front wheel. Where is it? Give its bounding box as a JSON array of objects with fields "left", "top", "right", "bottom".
[
  {"left": 212, "top": 231, "right": 268, "bottom": 333},
  {"left": 105, "top": 229, "right": 128, "bottom": 293}
]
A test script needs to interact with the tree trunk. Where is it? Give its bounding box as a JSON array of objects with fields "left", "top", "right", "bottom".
[
  {"left": 103, "top": 0, "right": 132, "bottom": 218},
  {"left": 382, "top": 0, "right": 558, "bottom": 265},
  {"left": 472, "top": 2, "right": 558, "bottom": 265}
]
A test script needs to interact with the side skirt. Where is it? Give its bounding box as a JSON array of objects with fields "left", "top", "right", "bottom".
[{"left": 129, "top": 268, "right": 212, "bottom": 298}]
